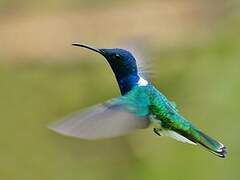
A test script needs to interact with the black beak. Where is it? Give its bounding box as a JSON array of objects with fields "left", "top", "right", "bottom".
[{"left": 72, "top": 43, "right": 104, "bottom": 56}]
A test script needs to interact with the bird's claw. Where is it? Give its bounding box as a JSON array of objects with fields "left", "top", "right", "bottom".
[{"left": 153, "top": 128, "right": 161, "bottom": 136}]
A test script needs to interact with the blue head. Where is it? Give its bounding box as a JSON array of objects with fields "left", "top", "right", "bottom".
[{"left": 72, "top": 43, "right": 140, "bottom": 95}]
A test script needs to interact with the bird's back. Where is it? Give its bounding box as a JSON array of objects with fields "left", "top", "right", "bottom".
[
  {"left": 143, "top": 84, "right": 226, "bottom": 157},
  {"left": 147, "top": 85, "right": 192, "bottom": 131}
]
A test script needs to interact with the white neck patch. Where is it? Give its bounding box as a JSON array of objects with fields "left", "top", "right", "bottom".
[{"left": 138, "top": 76, "right": 148, "bottom": 86}]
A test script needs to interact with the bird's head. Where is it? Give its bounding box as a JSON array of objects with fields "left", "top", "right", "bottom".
[{"left": 72, "top": 43, "right": 138, "bottom": 78}]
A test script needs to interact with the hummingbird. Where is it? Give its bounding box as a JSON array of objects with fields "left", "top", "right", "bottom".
[{"left": 48, "top": 43, "right": 227, "bottom": 158}]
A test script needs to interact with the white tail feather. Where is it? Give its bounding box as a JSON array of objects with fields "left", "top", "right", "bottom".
[{"left": 160, "top": 130, "right": 196, "bottom": 145}]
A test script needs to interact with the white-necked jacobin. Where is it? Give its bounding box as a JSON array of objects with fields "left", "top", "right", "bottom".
[{"left": 49, "top": 43, "right": 227, "bottom": 158}]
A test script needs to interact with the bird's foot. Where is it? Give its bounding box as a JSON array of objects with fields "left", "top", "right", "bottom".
[{"left": 153, "top": 128, "right": 161, "bottom": 136}]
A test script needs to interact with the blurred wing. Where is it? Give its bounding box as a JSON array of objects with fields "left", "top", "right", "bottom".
[
  {"left": 48, "top": 99, "right": 149, "bottom": 140},
  {"left": 120, "top": 40, "right": 154, "bottom": 79}
]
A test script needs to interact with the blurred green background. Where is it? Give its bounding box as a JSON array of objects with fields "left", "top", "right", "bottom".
[{"left": 0, "top": 0, "right": 240, "bottom": 180}]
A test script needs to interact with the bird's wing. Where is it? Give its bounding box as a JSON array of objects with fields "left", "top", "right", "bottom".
[
  {"left": 48, "top": 95, "right": 150, "bottom": 140},
  {"left": 120, "top": 41, "right": 154, "bottom": 79}
]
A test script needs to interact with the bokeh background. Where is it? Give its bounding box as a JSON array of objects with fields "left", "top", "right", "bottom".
[{"left": 0, "top": 0, "right": 240, "bottom": 180}]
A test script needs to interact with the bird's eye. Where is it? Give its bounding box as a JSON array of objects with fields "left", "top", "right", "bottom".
[{"left": 114, "top": 54, "right": 120, "bottom": 60}]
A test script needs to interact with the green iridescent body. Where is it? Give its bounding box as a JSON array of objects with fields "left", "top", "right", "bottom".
[
  {"left": 116, "top": 84, "right": 224, "bottom": 154},
  {"left": 118, "top": 84, "right": 191, "bottom": 129}
]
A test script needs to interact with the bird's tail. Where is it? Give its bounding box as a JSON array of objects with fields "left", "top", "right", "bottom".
[{"left": 186, "top": 127, "right": 227, "bottom": 158}]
